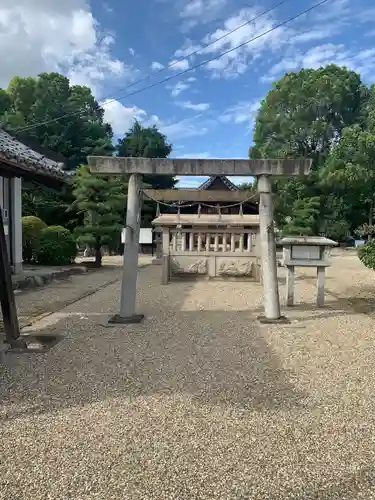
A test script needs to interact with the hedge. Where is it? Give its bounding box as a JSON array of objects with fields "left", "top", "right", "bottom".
[
  {"left": 35, "top": 225, "right": 77, "bottom": 265},
  {"left": 358, "top": 241, "right": 375, "bottom": 270},
  {"left": 22, "top": 216, "right": 47, "bottom": 263}
]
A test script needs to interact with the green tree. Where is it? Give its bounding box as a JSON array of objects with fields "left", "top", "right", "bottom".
[
  {"left": 282, "top": 197, "right": 320, "bottom": 236},
  {"left": 320, "top": 124, "right": 375, "bottom": 230},
  {"left": 252, "top": 65, "right": 363, "bottom": 163},
  {"left": 0, "top": 89, "right": 11, "bottom": 116},
  {"left": 73, "top": 166, "right": 126, "bottom": 267},
  {"left": 21, "top": 180, "right": 82, "bottom": 232},
  {"left": 251, "top": 64, "right": 366, "bottom": 238},
  {"left": 116, "top": 121, "right": 175, "bottom": 189},
  {"left": 0, "top": 72, "right": 115, "bottom": 231},
  {"left": 2, "top": 73, "right": 114, "bottom": 170},
  {"left": 237, "top": 181, "right": 256, "bottom": 191},
  {"left": 116, "top": 121, "right": 176, "bottom": 225}
]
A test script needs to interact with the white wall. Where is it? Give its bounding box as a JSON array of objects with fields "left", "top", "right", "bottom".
[{"left": 11, "top": 177, "right": 22, "bottom": 273}]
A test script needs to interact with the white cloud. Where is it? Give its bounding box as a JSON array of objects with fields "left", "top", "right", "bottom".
[
  {"left": 157, "top": 116, "right": 211, "bottom": 140},
  {"left": 168, "top": 77, "right": 196, "bottom": 97},
  {"left": 176, "top": 176, "right": 209, "bottom": 187},
  {"left": 151, "top": 61, "right": 164, "bottom": 70},
  {"left": 262, "top": 43, "right": 375, "bottom": 83},
  {"left": 180, "top": 0, "right": 227, "bottom": 31},
  {"left": 129, "top": 47, "right": 135, "bottom": 56},
  {"left": 169, "top": 59, "right": 190, "bottom": 71},
  {"left": 103, "top": 2, "right": 113, "bottom": 14},
  {"left": 102, "top": 99, "right": 214, "bottom": 141},
  {"left": 198, "top": 7, "right": 290, "bottom": 78},
  {"left": 171, "top": 0, "right": 368, "bottom": 82},
  {"left": 102, "top": 99, "right": 147, "bottom": 136},
  {"left": 174, "top": 40, "right": 202, "bottom": 58},
  {"left": 218, "top": 100, "right": 260, "bottom": 133},
  {"left": 291, "top": 27, "right": 334, "bottom": 44},
  {"left": 228, "top": 176, "right": 254, "bottom": 186},
  {"left": 0, "top": 0, "right": 134, "bottom": 95},
  {"left": 179, "top": 152, "right": 210, "bottom": 158},
  {"left": 175, "top": 101, "right": 210, "bottom": 111},
  {"left": 176, "top": 0, "right": 362, "bottom": 80}
]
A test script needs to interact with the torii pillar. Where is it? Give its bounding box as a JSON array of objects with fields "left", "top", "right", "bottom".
[{"left": 87, "top": 157, "right": 311, "bottom": 323}]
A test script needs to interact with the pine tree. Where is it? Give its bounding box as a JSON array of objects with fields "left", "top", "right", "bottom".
[
  {"left": 282, "top": 197, "right": 320, "bottom": 236},
  {"left": 73, "top": 166, "right": 126, "bottom": 266},
  {"left": 117, "top": 121, "right": 176, "bottom": 226}
]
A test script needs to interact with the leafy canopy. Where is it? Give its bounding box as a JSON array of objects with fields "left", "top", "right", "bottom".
[
  {"left": 72, "top": 166, "right": 126, "bottom": 263},
  {"left": 116, "top": 121, "right": 176, "bottom": 189},
  {"left": 251, "top": 64, "right": 369, "bottom": 240}
]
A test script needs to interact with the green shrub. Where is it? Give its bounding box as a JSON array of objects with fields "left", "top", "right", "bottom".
[
  {"left": 22, "top": 216, "right": 47, "bottom": 263},
  {"left": 36, "top": 226, "right": 77, "bottom": 265},
  {"left": 358, "top": 241, "right": 375, "bottom": 270}
]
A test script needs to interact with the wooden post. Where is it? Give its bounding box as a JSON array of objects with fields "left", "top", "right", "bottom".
[
  {"left": 316, "top": 266, "right": 325, "bottom": 307},
  {"left": 257, "top": 175, "right": 282, "bottom": 321},
  {"left": 152, "top": 228, "right": 162, "bottom": 264},
  {"left": 109, "top": 173, "right": 144, "bottom": 324},
  {"left": 0, "top": 207, "right": 25, "bottom": 348},
  {"left": 223, "top": 233, "right": 227, "bottom": 252},
  {"left": 286, "top": 265, "right": 295, "bottom": 306},
  {"left": 161, "top": 229, "right": 170, "bottom": 285}
]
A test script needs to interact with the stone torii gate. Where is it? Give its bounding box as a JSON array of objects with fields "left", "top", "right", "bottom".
[{"left": 87, "top": 157, "right": 311, "bottom": 324}]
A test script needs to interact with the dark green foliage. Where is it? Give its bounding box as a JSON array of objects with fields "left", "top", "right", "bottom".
[
  {"left": 252, "top": 65, "right": 363, "bottom": 163},
  {"left": 281, "top": 197, "right": 320, "bottom": 236},
  {"left": 251, "top": 64, "right": 375, "bottom": 241},
  {"left": 237, "top": 181, "right": 257, "bottom": 191},
  {"left": 116, "top": 121, "right": 175, "bottom": 188},
  {"left": 358, "top": 241, "right": 375, "bottom": 270},
  {"left": 116, "top": 121, "right": 176, "bottom": 224},
  {"left": 72, "top": 165, "right": 126, "bottom": 266},
  {"left": 21, "top": 180, "right": 81, "bottom": 231},
  {"left": 0, "top": 72, "right": 114, "bottom": 233},
  {"left": 22, "top": 216, "right": 47, "bottom": 263},
  {"left": 36, "top": 226, "right": 77, "bottom": 265},
  {"left": 1, "top": 73, "right": 114, "bottom": 169},
  {"left": 0, "top": 89, "right": 11, "bottom": 116}
]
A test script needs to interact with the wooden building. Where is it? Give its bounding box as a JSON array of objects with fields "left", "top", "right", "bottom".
[
  {"left": 150, "top": 175, "right": 260, "bottom": 275},
  {"left": 0, "top": 128, "right": 67, "bottom": 273},
  {"left": 166, "top": 175, "right": 258, "bottom": 215}
]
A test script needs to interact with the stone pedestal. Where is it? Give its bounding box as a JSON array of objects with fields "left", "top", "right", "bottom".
[{"left": 279, "top": 236, "right": 338, "bottom": 308}]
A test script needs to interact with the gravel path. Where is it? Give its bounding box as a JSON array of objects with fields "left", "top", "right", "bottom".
[
  {"left": 1, "top": 254, "right": 375, "bottom": 499},
  {"left": 2, "top": 255, "right": 152, "bottom": 326}
]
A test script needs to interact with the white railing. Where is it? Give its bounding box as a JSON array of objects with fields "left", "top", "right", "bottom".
[{"left": 169, "top": 229, "right": 257, "bottom": 254}]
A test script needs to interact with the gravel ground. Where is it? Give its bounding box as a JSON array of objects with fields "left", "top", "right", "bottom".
[
  {"left": 1, "top": 255, "right": 152, "bottom": 326},
  {"left": 1, "top": 252, "right": 375, "bottom": 499}
]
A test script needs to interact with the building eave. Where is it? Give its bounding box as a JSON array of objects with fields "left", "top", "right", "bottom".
[
  {"left": 198, "top": 175, "right": 239, "bottom": 191},
  {"left": 0, "top": 128, "right": 68, "bottom": 185}
]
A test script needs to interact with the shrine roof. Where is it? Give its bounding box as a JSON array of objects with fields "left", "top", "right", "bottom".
[
  {"left": 0, "top": 128, "right": 67, "bottom": 183},
  {"left": 198, "top": 176, "right": 238, "bottom": 191}
]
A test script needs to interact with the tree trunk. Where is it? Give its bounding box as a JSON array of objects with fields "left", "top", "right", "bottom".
[
  {"left": 369, "top": 198, "right": 374, "bottom": 242},
  {"left": 94, "top": 246, "right": 102, "bottom": 267},
  {"left": 369, "top": 199, "right": 373, "bottom": 226}
]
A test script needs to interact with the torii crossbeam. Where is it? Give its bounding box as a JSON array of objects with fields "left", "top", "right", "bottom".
[{"left": 87, "top": 157, "right": 312, "bottom": 323}]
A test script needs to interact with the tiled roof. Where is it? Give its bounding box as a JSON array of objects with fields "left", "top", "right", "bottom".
[
  {"left": 0, "top": 128, "right": 67, "bottom": 181},
  {"left": 198, "top": 175, "right": 239, "bottom": 191}
]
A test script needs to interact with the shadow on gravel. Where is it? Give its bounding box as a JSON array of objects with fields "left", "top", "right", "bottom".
[{"left": 0, "top": 273, "right": 306, "bottom": 420}]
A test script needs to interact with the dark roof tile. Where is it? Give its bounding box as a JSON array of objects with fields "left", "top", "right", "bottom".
[{"left": 0, "top": 129, "right": 67, "bottom": 181}]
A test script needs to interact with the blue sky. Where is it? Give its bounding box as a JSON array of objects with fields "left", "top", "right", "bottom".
[{"left": 1, "top": 0, "right": 375, "bottom": 186}]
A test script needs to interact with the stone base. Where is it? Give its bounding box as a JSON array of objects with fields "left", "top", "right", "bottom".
[
  {"left": 108, "top": 313, "right": 144, "bottom": 325},
  {"left": 257, "top": 315, "right": 290, "bottom": 325},
  {"left": 6, "top": 334, "right": 61, "bottom": 353},
  {"left": 152, "top": 258, "right": 161, "bottom": 265}
]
